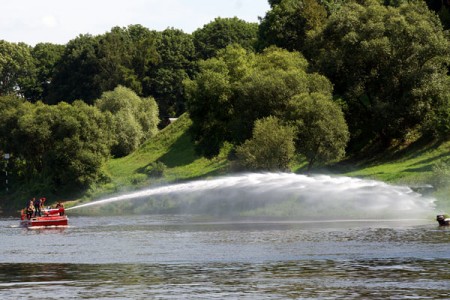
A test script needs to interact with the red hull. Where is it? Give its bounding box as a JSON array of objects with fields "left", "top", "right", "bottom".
[
  {"left": 20, "top": 208, "right": 68, "bottom": 229},
  {"left": 20, "top": 216, "right": 68, "bottom": 228}
]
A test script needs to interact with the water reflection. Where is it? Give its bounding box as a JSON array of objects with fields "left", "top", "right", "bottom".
[
  {"left": 0, "top": 259, "right": 449, "bottom": 299},
  {"left": 0, "top": 215, "right": 449, "bottom": 299}
]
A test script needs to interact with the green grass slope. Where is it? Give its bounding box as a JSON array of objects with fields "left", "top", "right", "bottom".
[
  {"left": 87, "top": 114, "right": 449, "bottom": 212},
  {"left": 341, "top": 140, "right": 450, "bottom": 183},
  {"left": 336, "top": 139, "right": 450, "bottom": 211},
  {"left": 101, "top": 114, "right": 229, "bottom": 192}
]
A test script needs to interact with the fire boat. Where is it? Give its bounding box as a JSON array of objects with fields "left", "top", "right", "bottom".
[
  {"left": 20, "top": 207, "right": 68, "bottom": 229},
  {"left": 436, "top": 214, "right": 450, "bottom": 226}
]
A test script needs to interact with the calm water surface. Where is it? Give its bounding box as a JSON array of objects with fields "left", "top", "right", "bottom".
[{"left": 0, "top": 215, "right": 449, "bottom": 299}]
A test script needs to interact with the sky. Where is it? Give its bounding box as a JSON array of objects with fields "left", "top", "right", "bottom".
[{"left": 1, "top": 0, "right": 270, "bottom": 46}]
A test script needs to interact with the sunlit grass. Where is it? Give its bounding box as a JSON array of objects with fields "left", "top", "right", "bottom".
[
  {"left": 342, "top": 140, "right": 450, "bottom": 184},
  {"left": 103, "top": 113, "right": 230, "bottom": 195},
  {"left": 96, "top": 114, "right": 450, "bottom": 211}
]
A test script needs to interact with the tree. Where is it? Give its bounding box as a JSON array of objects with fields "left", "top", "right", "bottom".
[
  {"left": 184, "top": 59, "right": 233, "bottom": 157},
  {"left": 127, "top": 25, "right": 160, "bottom": 96},
  {"left": 425, "top": 0, "right": 450, "bottom": 30},
  {"left": 47, "top": 34, "right": 101, "bottom": 104},
  {"left": 95, "top": 25, "right": 161, "bottom": 97},
  {"left": 236, "top": 116, "right": 296, "bottom": 171},
  {"left": 184, "top": 45, "right": 247, "bottom": 157},
  {"left": 232, "top": 46, "right": 331, "bottom": 142},
  {"left": 95, "top": 85, "right": 159, "bottom": 157},
  {"left": 6, "top": 100, "right": 112, "bottom": 190},
  {"left": 193, "top": 17, "right": 258, "bottom": 60},
  {"left": 258, "top": 0, "right": 327, "bottom": 52},
  {"left": 0, "top": 95, "right": 25, "bottom": 152},
  {"left": 27, "top": 43, "right": 64, "bottom": 102},
  {"left": 285, "top": 93, "right": 349, "bottom": 170},
  {"left": 14, "top": 102, "right": 55, "bottom": 175},
  {"left": 95, "top": 26, "right": 140, "bottom": 95},
  {"left": 308, "top": 0, "right": 450, "bottom": 146},
  {"left": 147, "top": 28, "right": 196, "bottom": 117},
  {"left": 185, "top": 45, "right": 339, "bottom": 159},
  {"left": 0, "top": 41, "right": 36, "bottom": 98},
  {"left": 44, "top": 101, "right": 112, "bottom": 188}
]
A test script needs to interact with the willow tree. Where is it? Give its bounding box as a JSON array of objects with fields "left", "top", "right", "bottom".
[{"left": 95, "top": 85, "right": 159, "bottom": 157}]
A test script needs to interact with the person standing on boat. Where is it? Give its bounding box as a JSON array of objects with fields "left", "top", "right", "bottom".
[
  {"left": 56, "top": 201, "right": 65, "bottom": 215},
  {"left": 40, "top": 197, "right": 46, "bottom": 210},
  {"left": 26, "top": 198, "right": 35, "bottom": 219},
  {"left": 34, "top": 197, "right": 42, "bottom": 217}
]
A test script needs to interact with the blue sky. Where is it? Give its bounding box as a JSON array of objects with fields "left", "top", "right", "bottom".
[{"left": 1, "top": 0, "right": 270, "bottom": 45}]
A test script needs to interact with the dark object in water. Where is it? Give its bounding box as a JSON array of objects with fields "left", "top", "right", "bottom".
[{"left": 436, "top": 215, "right": 450, "bottom": 226}]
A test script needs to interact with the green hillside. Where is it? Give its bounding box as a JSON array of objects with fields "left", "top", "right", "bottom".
[
  {"left": 81, "top": 113, "right": 450, "bottom": 212},
  {"left": 84, "top": 114, "right": 231, "bottom": 202}
]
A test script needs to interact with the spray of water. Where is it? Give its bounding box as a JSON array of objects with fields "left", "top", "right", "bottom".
[{"left": 67, "top": 173, "right": 436, "bottom": 219}]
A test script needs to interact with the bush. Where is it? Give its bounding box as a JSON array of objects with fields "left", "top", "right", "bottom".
[
  {"left": 144, "top": 161, "right": 167, "bottom": 178},
  {"left": 130, "top": 173, "right": 148, "bottom": 185},
  {"left": 236, "top": 116, "right": 296, "bottom": 171}
]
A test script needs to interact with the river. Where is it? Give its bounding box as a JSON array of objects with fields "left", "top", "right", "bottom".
[
  {"left": 0, "top": 215, "right": 449, "bottom": 299},
  {"left": 0, "top": 173, "right": 449, "bottom": 299}
]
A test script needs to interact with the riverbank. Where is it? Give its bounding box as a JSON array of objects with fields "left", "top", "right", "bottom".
[
  {"left": 96, "top": 116, "right": 450, "bottom": 213},
  {"left": 1, "top": 115, "right": 449, "bottom": 214}
]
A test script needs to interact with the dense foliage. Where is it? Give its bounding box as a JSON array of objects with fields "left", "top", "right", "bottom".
[
  {"left": 185, "top": 45, "right": 349, "bottom": 167},
  {"left": 0, "top": 41, "right": 36, "bottom": 98},
  {"left": 236, "top": 116, "right": 296, "bottom": 171},
  {"left": 258, "top": 0, "right": 327, "bottom": 52},
  {"left": 0, "top": 86, "right": 158, "bottom": 193},
  {"left": 0, "top": 96, "right": 112, "bottom": 191},
  {"left": 307, "top": 0, "right": 450, "bottom": 146},
  {"left": 95, "top": 85, "right": 159, "bottom": 157},
  {"left": 193, "top": 17, "right": 259, "bottom": 60}
]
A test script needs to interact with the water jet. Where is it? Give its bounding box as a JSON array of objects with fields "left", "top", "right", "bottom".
[{"left": 67, "top": 173, "right": 436, "bottom": 220}]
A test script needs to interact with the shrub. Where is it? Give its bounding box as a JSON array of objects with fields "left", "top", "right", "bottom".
[
  {"left": 130, "top": 173, "right": 148, "bottom": 185},
  {"left": 144, "top": 161, "right": 167, "bottom": 178},
  {"left": 236, "top": 116, "right": 296, "bottom": 171}
]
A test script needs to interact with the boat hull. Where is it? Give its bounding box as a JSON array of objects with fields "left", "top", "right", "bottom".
[
  {"left": 20, "top": 216, "right": 68, "bottom": 228},
  {"left": 20, "top": 207, "right": 68, "bottom": 229}
]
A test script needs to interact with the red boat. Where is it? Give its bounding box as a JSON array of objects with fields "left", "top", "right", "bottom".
[{"left": 20, "top": 207, "right": 68, "bottom": 229}]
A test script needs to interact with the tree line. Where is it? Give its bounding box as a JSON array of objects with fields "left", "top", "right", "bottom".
[
  {"left": 1, "top": 0, "right": 450, "bottom": 195},
  {"left": 0, "top": 86, "right": 158, "bottom": 192}
]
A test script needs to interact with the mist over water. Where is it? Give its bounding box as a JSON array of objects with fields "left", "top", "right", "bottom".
[{"left": 68, "top": 173, "right": 436, "bottom": 220}]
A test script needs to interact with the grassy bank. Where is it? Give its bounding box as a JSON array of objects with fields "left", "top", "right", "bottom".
[
  {"left": 2, "top": 113, "right": 448, "bottom": 214},
  {"left": 74, "top": 114, "right": 449, "bottom": 213},
  {"left": 80, "top": 114, "right": 230, "bottom": 203}
]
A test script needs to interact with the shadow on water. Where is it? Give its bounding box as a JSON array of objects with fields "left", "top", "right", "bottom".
[{"left": 68, "top": 173, "right": 437, "bottom": 220}]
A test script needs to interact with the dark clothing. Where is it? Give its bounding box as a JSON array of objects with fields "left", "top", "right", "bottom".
[
  {"left": 26, "top": 200, "right": 34, "bottom": 219},
  {"left": 34, "top": 199, "right": 41, "bottom": 217},
  {"left": 25, "top": 199, "right": 34, "bottom": 219},
  {"left": 26, "top": 207, "right": 33, "bottom": 219}
]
